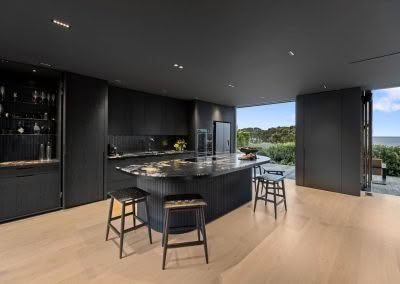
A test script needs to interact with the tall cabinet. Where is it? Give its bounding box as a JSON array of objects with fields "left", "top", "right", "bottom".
[
  {"left": 296, "top": 87, "right": 362, "bottom": 196},
  {"left": 63, "top": 73, "right": 108, "bottom": 208}
]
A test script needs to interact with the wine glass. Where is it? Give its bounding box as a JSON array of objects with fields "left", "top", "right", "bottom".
[
  {"left": 51, "top": 94, "right": 56, "bottom": 106},
  {"left": 32, "top": 90, "right": 38, "bottom": 103},
  {"left": 40, "top": 91, "right": 46, "bottom": 104},
  {"left": 47, "top": 93, "right": 51, "bottom": 105}
]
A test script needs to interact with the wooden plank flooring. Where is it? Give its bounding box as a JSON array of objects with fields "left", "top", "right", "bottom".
[{"left": 1, "top": 180, "right": 400, "bottom": 284}]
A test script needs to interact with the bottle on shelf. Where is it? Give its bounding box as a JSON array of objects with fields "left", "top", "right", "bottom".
[
  {"left": 0, "top": 86, "right": 5, "bottom": 101},
  {"left": 33, "top": 122, "right": 40, "bottom": 134},
  {"left": 13, "top": 92, "right": 18, "bottom": 102},
  {"left": 39, "top": 144, "right": 45, "bottom": 161},
  {"left": 46, "top": 141, "right": 52, "bottom": 161}
]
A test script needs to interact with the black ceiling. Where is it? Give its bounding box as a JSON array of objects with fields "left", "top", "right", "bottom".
[{"left": 1, "top": 0, "right": 400, "bottom": 106}]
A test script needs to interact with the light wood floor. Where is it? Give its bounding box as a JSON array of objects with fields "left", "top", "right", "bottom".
[{"left": 1, "top": 180, "right": 400, "bottom": 284}]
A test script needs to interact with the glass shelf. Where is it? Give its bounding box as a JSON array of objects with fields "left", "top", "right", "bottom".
[
  {"left": 0, "top": 134, "right": 57, "bottom": 136},
  {"left": 0, "top": 117, "right": 56, "bottom": 122},
  {"left": 0, "top": 100, "right": 55, "bottom": 107}
]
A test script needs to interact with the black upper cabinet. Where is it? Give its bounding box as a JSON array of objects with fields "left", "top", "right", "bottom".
[
  {"left": 64, "top": 73, "right": 107, "bottom": 208},
  {"left": 108, "top": 86, "right": 188, "bottom": 136}
]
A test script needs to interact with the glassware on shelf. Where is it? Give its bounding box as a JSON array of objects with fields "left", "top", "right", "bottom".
[
  {"left": 32, "top": 90, "right": 38, "bottom": 103},
  {"left": 39, "top": 144, "right": 45, "bottom": 161},
  {"left": 40, "top": 91, "right": 46, "bottom": 104},
  {"left": 51, "top": 94, "right": 56, "bottom": 106},
  {"left": 0, "top": 103, "right": 4, "bottom": 117},
  {"left": 43, "top": 112, "right": 48, "bottom": 120},
  {"left": 33, "top": 122, "right": 40, "bottom": 134},
  {"left": 0, "top": 86, "right": 5, "bottom": 101},
  {"left": 13, "top": 92, "right": 18, "bottom": 102},
  {"left": 47, "top": 93, "right": 51, "bottom": 105}
]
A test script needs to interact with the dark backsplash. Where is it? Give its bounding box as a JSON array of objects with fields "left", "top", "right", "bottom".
[{"left": 108, "top": 135, "right": 190, "bottom": 153}]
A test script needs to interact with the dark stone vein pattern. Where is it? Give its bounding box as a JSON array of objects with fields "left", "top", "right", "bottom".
[{"left": 117, "top": 153, "right": 270, "bottom": 178}]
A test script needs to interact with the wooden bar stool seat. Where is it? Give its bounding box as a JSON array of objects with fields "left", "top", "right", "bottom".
[
  {"left": 106, "top": 187, "right": 153, "bottom": 259},
  {"left": 254, "top": 173, "right": 287, "bottom": 219},
  {"left": 162, "top": 193, "right": 208, "bottom": 270}
]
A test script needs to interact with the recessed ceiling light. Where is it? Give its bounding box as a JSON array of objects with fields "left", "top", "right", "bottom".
[
  {"left": 178, "top": 65, "right": 184, "bottom": 69},
  {"left": 32, "top": 69, "right": 37, "bottom": 73},
  {"left": 228, "top": 83, "right": 235, "bottom": 88},
  {"left": 288, "top": 51, "right": 295, "bottom": 56},
  {"left": 114, "top": 79, "right": 121, "bottom": 83},
  {"left": 40, "top": 62, "right": 52, "bottom": 67},
  {"left": 173, "top": 64, "right": 179, "bottom": 67},
  {"left": 323, "top": 84, "right": 327, "bottom": 89},
  {"left": 51, "top": 19, "right": 71, "bottom": 29}
]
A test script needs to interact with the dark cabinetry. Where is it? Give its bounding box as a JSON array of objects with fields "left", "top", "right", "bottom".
[
  {"left": 0, "top": 164, "right": 60, "bottom": 222},
  {"left": 63, "top": 73, "right": 107, "bottom": 208},
  {"left": 108, "top": 87, "right": 188, "bottom": 136}
]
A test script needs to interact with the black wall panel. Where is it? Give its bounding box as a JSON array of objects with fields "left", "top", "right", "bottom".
[
  {"left": 304, "top": 92, "right": 342, "bottom": 192},
  {"left": 341, "top": 88, "right": 362, "bottom": 195},
  {"left": 64, "top": 73, "right": 107, "bottom": 208}
]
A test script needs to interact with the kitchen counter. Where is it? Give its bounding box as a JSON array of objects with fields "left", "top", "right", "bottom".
[
  {"left": 117, "top": 153, "right": 270, "bottom": 179},
  {"left": 0, "top": 159, "right": 60, "bottom": 169},
  {"left": 108, "top": 150, "right": 195, "bottom": 160},
  {"left": 117, "top": 153, "right": 270, "bottom": 233}
]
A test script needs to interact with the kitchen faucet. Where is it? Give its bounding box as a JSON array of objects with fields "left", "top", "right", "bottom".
[{"left": 148, "top": 137, "right": 155, "bottom": 152}]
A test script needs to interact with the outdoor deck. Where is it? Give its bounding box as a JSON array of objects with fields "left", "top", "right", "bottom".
[{"left": 262, "top": 164, "right": 400, "bottom": 197}]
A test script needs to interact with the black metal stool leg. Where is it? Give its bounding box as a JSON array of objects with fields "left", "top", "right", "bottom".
[
  {"left": 265, "top": 180, "right": 269, "bottom": 206},
  {"left": 200, "top": 207, "right": 209, "bottom": 264},
  {"left": 120, "top": 201, "right": 126, "bottom": 259},
  {"left": 162, "top": 209, "right": 170, "bottom": 270},
  {"left": 106, "top": 197, "right": 114, "bottom": 241},
  {"left": 144, "top": 197, "right": 152, "bottom": 244},
  {"left": 282, "top": 179, "right": 287, "bottom": 211},
  {"left": 254, "top": 178, "right": 261, "bottom": 212}
]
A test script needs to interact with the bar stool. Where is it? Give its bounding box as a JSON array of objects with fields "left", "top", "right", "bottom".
[
  {"left": 254, "top": 173, "right": 287, "bottom": 219},
  {"left": 252, "top": 165, "right": 264, "bottom": 191},
  {"left": 162, "top": 193, "right": 208, "bottom": 270},
  {"left": 106, "top": 187, "right": 153, "bottom": 259}
]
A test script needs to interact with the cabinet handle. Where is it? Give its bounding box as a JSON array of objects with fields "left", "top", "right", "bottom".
[{"left": 16, "top": 174, "right": 34, "bottom": 178}]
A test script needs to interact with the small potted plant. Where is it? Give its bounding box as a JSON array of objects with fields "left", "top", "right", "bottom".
[{"left": 174, "top": 139, "right": 187, "bottom": 152}]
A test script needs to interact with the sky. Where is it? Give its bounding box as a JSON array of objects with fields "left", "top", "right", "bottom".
[
  {"left": 237, "top": 102, "right": 295, "bottom": 129},
  {"left": 237, "top": 87, "right": 400, "bottom": 137},
  {"left": 372, "top": 87, "right": 400, "bottom": 137}
]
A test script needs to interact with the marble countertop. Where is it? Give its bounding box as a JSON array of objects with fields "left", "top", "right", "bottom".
[
  {"left": 0, "top": 159, "right": 60, "bottom": 169},
  {"left": 108, "top": 150, "right": 195, "bottom": 160},
  {"left": 117, "top": 153, "right": 270, "bottom": 178}
]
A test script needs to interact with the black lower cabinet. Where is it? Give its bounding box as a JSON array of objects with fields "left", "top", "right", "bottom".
[
  {"left": 0, "top": 167, "right": 60, "bottom": 222},
  {"left": 0, "top": 178, "right": 17, "bottom": 221},
  {"left": 16, "top": 173, "right": 60, "bottom": 217}
]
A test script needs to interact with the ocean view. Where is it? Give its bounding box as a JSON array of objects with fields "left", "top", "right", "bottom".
[{"left": 373, "top": 137, "right": 400, "bottom": 146}]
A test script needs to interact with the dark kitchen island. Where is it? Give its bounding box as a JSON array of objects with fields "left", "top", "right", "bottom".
[{"left": 117, "top": 153, "right": 270, "bottom": 233}]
